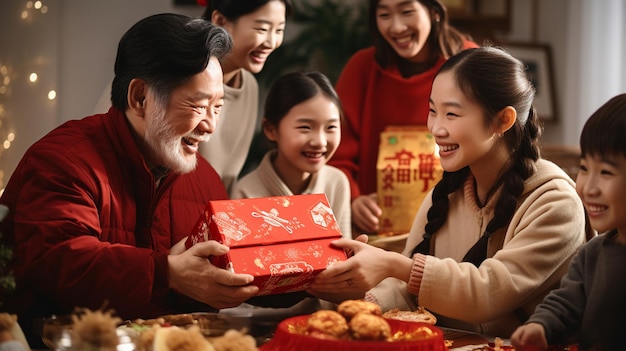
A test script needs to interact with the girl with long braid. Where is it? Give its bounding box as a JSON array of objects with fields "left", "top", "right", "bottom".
[{"left": 310, "top": 46, "right": 590, "bottom": 337}]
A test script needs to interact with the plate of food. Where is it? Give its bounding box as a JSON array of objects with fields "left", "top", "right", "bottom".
[
  {"left": 121, "top": 312, "right": 259, "bottom": 350},
  {"left": 41, "top": 309, "right": 259, "bottom": 351},
  {"left": 383, "top": 307, "right": 438, "bottom": 324},
  {"left": 122, "top": 312, "right": 251, "bottom": 337},
  {"left": 260, "top": 300, "right": 446, "bottom": 351}
]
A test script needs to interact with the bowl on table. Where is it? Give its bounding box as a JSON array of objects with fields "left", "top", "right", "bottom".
[
  {"left": 41, "top": 315, "right": 74, "bottom": 350},
  {"left": 260, "top": 315, "right": 446, "bottom": 351},
  {"left": 41, "top": 314, "right": 135, "bottom": 351}
]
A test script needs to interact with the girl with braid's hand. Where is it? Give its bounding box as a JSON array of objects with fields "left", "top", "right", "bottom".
[{"left": 311, "top": 46, "right": 590, "bottom": 338}]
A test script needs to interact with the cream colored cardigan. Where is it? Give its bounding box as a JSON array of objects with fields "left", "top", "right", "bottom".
[{"left": 200, "top": 69, "right": 258, "bottom": 193}]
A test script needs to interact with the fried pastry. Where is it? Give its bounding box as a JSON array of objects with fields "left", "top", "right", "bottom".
[
  {"left": 161, "top": 314, "right": 195, "bottom": 327},
  {"left": 382, "top": 307, "right": 437, "bottom": 325},
  {"left": 306, "top": 310, "right": 349, "bottom": 339},
  {"left": 71, "top": 309, "right": 121, "bottom": 350},
  {"left": 209, "top": 329, "right": 257, "bottom": 351},
  {"left": 153, "top": 326, "right": 215, "bottom": 351},
  {"left": 337, "top": 299, "right": 382, "bottom": 320},
  {"left": 349, "top": 312, "right": 391, "bottom": 341}
]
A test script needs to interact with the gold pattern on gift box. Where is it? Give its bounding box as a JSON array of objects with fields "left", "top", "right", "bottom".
[
  {"left": 254, "top": 258, "right": 265, "bottom": 269},
  {"left": 213, "top": 211, "right": 251, "bottom": 244},
  {"left": 310, "top": 201, "right": 335, "bottom": 228}
]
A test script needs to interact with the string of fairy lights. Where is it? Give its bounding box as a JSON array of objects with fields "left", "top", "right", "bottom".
[
  {"left": 0, "top": 57, "right": 13, "bottom": 194},
  {"left": 0, "top": 1, "right": 54, "bottom": 194}
]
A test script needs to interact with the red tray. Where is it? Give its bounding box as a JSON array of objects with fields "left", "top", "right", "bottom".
[{"left": 260, "top": 315, "right": 446, "bottom": 351}]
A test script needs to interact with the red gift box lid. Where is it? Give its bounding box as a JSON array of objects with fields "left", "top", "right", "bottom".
[{"left": 203, "top": 194, "right": 342, "bottom": 248}]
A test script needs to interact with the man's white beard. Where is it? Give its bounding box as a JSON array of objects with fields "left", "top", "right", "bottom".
[{"left": 144, "top": 105, "right": 197, "bottom": 174}]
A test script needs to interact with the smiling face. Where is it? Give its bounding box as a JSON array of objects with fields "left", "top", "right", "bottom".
[
  {"left": 264, "top": 93, "right": 341, "bottom": 192},
  {"left": 375, "top": 0, "right": 432, "bottom": 62},
  {"left": 219, "top": 0, "right": 286, "bottom": 76},
  {"left": 143, "top": 57, "right": 224, "bottom": 174},
  {"left": 576, "top": 154, "right": 626, "bottom": 235},
  {"left": 427, "top": 71, "right": 503, "bottom": 174}
]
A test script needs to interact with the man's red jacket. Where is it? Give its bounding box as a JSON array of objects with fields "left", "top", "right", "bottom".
[{"left": 0, "top": 107, "right": 227, "bottom": 326}]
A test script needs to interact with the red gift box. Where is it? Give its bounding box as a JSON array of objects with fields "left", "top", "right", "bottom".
[{"left": 186, "top": 194, "right": 347, "bottom": 295}]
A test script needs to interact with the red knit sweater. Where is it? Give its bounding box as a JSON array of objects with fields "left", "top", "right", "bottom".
[{"left": 329, "top": 43, "right": 477, "bottom": 198}]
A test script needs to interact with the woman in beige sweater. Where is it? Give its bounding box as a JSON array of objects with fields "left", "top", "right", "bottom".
[{"left": 310, "top": 47, "right": 589, "bottom": 337}]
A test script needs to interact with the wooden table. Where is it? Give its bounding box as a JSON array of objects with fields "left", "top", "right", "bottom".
[{"left": 442, "top": 327, "right": 501, "bottom": 350}]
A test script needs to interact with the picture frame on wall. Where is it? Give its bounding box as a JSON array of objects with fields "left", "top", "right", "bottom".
[
  {"left": 502, "top": 42, "right": 558, "bottom": 121},
  {"left": 440, "top": 0, "right": 511, "bottom": 18},
  {"left": 440, "top": 0, "right": 473, "bottom": 16},
  {"left": 174, "top": 0, "right": 198, "bottom": 5}
]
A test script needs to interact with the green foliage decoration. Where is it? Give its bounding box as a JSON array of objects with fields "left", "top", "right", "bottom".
[
  {"left": 257, "top": 0, "right": 371, "bottom": 88},
  {"left": 0, "top": 205, "right": 15, "bottom": 307}
]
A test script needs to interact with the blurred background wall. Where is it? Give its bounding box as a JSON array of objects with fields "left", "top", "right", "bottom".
[{"left": 0, "top": 0, "right": 624, "bottom": 191}]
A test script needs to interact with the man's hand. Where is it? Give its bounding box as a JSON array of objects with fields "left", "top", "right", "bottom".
[
  {"left": 169, "top": 236, "right": 187, "bottom": 255},
  {"left": 167, "top": 241, "right": 259, "bottom": 309},
  {"left": 351, "top": 193, "right": 381, "bottom": 234}
]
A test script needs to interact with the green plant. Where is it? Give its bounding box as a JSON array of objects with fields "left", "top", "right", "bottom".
[
  {"left": 0, "top": 243, "right": 14, "bottom": 292},
  {"left": 257, "top": 0, "right": 370, "bottom": 88},
  {"left": 0, "top": 205, "right": 15, "bottom": 307}
]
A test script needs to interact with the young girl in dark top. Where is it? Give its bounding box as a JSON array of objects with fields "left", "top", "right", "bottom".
[{"left": 512, "top": 94, "right": 626, "bottom": 351}]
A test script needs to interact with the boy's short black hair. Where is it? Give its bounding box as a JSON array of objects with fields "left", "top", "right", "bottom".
[{"left": 580, "top": 93, "right": 626, "bottom": 159}]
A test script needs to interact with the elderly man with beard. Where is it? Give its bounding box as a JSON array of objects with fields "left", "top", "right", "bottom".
[{"left": 0, "top": 13, "right": 260, "bottom": 347}]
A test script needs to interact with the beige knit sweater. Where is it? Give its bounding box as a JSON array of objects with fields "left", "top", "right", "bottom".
[
  {"left": 231, "top": 150, "right": 352, "bottom": 239},
  {"left": 199, "top": 69, "right": 258, "bottom": 193}
]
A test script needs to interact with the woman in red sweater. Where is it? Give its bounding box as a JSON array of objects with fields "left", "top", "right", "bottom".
[{"left": 328, "top": 0, "right": 477, "bottom": 234}]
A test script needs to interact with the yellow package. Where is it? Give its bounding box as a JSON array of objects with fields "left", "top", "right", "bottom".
[{"left": 377, "top": 126, "right": 443, "bottom": 235}]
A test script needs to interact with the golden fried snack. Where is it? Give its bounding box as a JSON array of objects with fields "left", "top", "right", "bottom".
[
  {"left": 382, "top": 307, "right": 437, "bottom": 325},
  {"left": 0, "top": 313, "right": 23, "bottom": 345},
  {"left": 0, "top": 313, "right": 17, "bottom": 332},
  {"left": 134, "top": 325, "right": 159, "bottom": 351},
  {"left": 162, "top": 314, "right": 196, "bottom": 327},
  {"left": 349, "top": 312, "right": 391, "bottom": 341},
  {"left": 132, "top": 314, "right": 196, "bottom": 328},
  {"left": 337, "top": 300, "right": 382, "bottom": 320},
  {"left": 306, "top": 310, "right": 349, "bottom": 339},
  {"left": 153, "top": 326, "right": 215, "bottom": 351},
  {"left": 132, "top": 317, "right": 167, "bottom": 327},
  {"left": 209, "top": 329, "right": 257, "bottom": 351},
  {"left": 71, "top": 309, "right": 121, "bottom": 350},
  {"left": 391, "top": 325, "right": 437, "bottom": 342}
]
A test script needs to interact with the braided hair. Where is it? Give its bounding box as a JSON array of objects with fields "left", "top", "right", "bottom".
[{"left": 411, "top": 46, "right": 543, "bottom": 266}]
